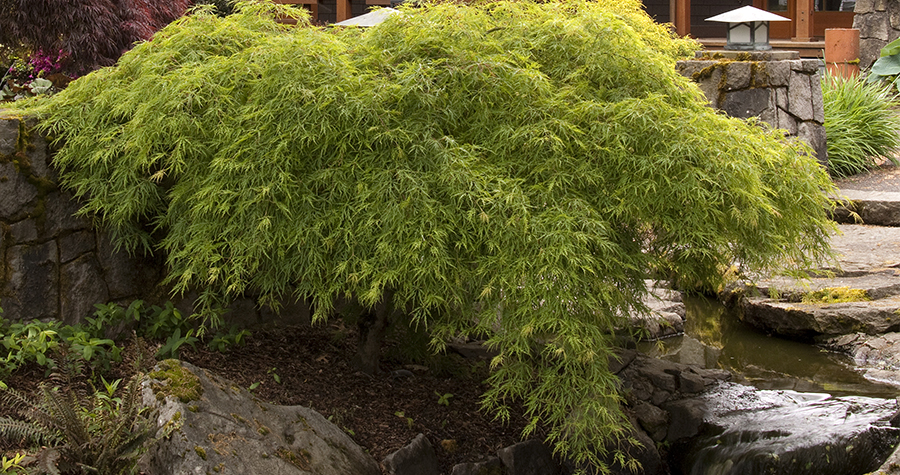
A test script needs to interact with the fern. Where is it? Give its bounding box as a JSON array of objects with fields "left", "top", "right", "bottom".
[
  {"left": 0, "top": 373, "right": 156, "bottom": 475},
  {"left": 0, "top": 418, "right": 61, "bottom": 446}
]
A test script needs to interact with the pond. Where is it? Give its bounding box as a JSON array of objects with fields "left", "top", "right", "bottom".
[{"left": 639, "top": 296, "right": 900, "bottom": 399}]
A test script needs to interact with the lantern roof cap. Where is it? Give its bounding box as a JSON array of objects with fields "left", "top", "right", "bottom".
[
  {"left": 706, "top": 6, "right": 790, "bottom": 23},
  {"left": 334, "top": 8, "right": 401, "bottom": 26}
]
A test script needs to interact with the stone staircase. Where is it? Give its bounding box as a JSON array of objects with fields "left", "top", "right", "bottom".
[{"left": 737, "top": 179, "right": 900, "bottom": 389}]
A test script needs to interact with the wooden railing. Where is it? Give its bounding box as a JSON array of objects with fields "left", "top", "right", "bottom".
[{"left": 273, "top": 0, "right": 389, "bottom": 24}]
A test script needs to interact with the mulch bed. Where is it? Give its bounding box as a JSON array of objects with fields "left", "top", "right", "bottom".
[{"left": 1, "top": 321, "right": 536, "bottom": 473}]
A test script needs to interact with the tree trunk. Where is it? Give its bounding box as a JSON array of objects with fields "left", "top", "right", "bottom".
[{"left": 351, "top": 292, "right": 396, "bottom": 374}]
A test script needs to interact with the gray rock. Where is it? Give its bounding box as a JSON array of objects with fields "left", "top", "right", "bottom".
[
  {"left": 838, "top": 190, "right": 900, "bottom": 226},
  {"left": 678, "top": 371, "right": 706, "bottom": 394},
  {"left": 60, "top": 254, "right": 109, "bottom": 325},
  {"left": 810, "top": 75, "right": 825, "bottom": 124},
  {"left": 741, "top": 296, "right": 900, "bottom": 338},
  {"left": 630, "top": 284, "right": 685, "bottom": 340},
  {"left": 2, "top": 242, "right": 58, "bottom": 321},
  {"left": 748, "top": 273, "right": 900, "bottom": 302},
  {"left": 821, "top": 332, "right": 900, "bottom": 387},
  {"left": 141, "top": 360, "right": 381, "bottom": 475},
  {"left": 42, "top": 191, "right": 89, "bottom": 237},
  {"left": 650, "top": 389, "right": 671, "bottom": 406},
  {"left": 721, "top": 88, "right": 770, "bottom": 119},
  {"left": 0, "top": 117, "right": 18, "bottom": 156},
  {"left": 798, "top": 121, "right": 827, "bottom": 165},
  {"left": 25, "top": 130, "right": 51, "bottom": 180},
  {"left": 630, "top": 311, "right": 684, "bottom": 341},
  {"left": 683, "top": 64, "right": 724, "bottom": 109},
  {"left": 776, "top": 106, "right": 798, "bottom": 134},
  {"left": 775, "top": 87, "right": 789, "bottom": 109},
  {"left": 382, "top": 433, "right": 440, "bottom": 475},
  {"left": 860, "top": 37, "right": 887, "bottom": 69},
  {"left": 632, "top": 402, "right": 669, "bottom": 442},
  {"left": 826, "top": 224, "right": 900, "bottom": 276},
  {"left": 8, "top": 220, "right": 38, "bottom": 244},
  {"left": 631, "top": 357, "right": 678, "bottom": 393},
  {"left": 789, "top": 59, "right": 820, "bottom": 74},
  {"left": 96, "top": 232, "right": 164, "bottom": 300},
  {"left": 723, "top": 61, "right": 751, "bottom": 91},
  {"left": 676, "top": 383, "right": 900, "bottom": 475},
  {"left": 675, "top": 60, "right": 717, "bottom": 79},
  {"left": 608, "top": 349, "right": 637, "bottom": 374},
  {"left": 858, "top": 10, "right": 893, "bottom": 40},
  {"left": 788, "top": 70, "right": 814, "bottom": 121},
  {"left": 642, "top": 283, "right": 684, "bottom": 316},
  {"left": 663, "top": 398, "right": 707, "bottom": 442},
  {"left": 766, "top": 62, "right": 791, "bottom": 87},
  {"left": 58, "top": 230, "right": 96, "bottom": 263},
  {"left": 0, "top": 161, "right": 38, "bottom": 221},
  {"left": 736, "top": 225, "right": 900, "bottom": 338},
  {"left": 856, "top": 0, "right": 876, "bottom": 13},
  {"left": 451, "top": 457, "right": 505, "bottom": 475},
  {"left": 497, "top": 440, "right": 560, "bottom": 475}
]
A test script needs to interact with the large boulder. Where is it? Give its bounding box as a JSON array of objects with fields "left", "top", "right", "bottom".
[
  {"left": 670, "top": 383, "right": 900, "bottom": 475},
  {"left": 140, "top": 360, "right": 381, "bottom": 475},
  {"left": 820, "top": 332, "right": 900, "bottom": 388}
]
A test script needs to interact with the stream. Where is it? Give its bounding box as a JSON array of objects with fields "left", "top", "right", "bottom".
[
  {"left": 640, "top": 296, "right": 900, "bottom": 474},
  {"left": 639, "top": 296, "right": 900, "bottom": 399}
]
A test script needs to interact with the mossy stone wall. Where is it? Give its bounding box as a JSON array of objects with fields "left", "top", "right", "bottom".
[
  {"left": 677, "top": 54, "right": 827, "bottom": 166},
  {"left": 0, "top": 113, "right": 165, "bottom": 324},
  {"left": 0, "top": 113, "right": 312, "bottom": 326}
]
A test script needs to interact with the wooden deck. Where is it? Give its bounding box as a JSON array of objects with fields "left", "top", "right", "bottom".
[{"left": 698, "top": 38, "right": 826, "bottom": 59}]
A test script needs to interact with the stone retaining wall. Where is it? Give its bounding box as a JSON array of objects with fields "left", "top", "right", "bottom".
[
  {"left": 0, "top": 113, "right": 310, "bottom": 326},
  {"left": 676, "top": 52, "right": 827, "bottom": 165},
  {"left": 0, "top": 114, "right": 165, "bottom": 324},
  {"left": 853, "top": 0, "right": 900, "bottom": 69}
]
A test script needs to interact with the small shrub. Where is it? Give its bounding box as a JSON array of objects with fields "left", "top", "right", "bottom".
[
  {"left": 0, "top": 0, "right": 192, "bottom": 76},
  {"left": 823, "top": 71, "right": 900, "bottom": 178}
]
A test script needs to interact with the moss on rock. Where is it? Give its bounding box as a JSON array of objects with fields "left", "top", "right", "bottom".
[
  {"left": 149, "top": 359, "right": 204, "bottom": 403},
  {"left": 802, "top": 286, "right": 870, "bottom": 304}
]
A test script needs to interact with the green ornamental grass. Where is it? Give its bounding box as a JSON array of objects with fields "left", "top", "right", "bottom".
[
  {"left": 823, "top": 71, "right": 900, "bottom": 178},
  {"left": 13, "top": 1, "right": 838, "bottom": 470}
]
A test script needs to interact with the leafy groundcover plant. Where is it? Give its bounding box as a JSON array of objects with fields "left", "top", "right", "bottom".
[
  {"left": 16, "top": 0, "right": 838, "bottom": 470},
  {"left": 823, "top": 71, "right": 900, "bottom": 178}
]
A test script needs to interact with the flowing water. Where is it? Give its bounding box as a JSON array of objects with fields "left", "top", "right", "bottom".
[
  {"left": 639, "top": 296, "right": 900, "bottom": 399},
  {"left": 642, "top": 296, "right": 900, "bottom": 474}
]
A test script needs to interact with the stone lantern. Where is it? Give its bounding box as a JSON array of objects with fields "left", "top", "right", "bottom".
[{"left": 706, "top": 6, "right": 790, "bottom": 51}]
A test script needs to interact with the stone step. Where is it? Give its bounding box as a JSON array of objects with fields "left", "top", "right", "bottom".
[
  {"left": 741, "top": 293, "right": 900, "bottom": 338},
  {"left": 819, "top": 224, "right": 900, "bottom": 277},
  {"left": 748, "top": 273, "right": 900, "bottom": 302},
  {"left": 735, "top": 225, "right": 900, "bottom": 339},
  {"left": 832, "top": 189, "right": 900, "bottom": 227}
]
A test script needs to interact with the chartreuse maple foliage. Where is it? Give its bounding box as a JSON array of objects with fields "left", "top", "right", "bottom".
[{"left": 19, "top": 1, "right": 837, "bottom": 470}]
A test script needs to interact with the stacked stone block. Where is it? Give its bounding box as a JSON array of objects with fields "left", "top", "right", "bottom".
[
  {"left": 0, "top": 112, "right": 312, "bottom": 326},
  {"left": 676, "top": 53, "right": 827, "bottom": 166},
  {"left": 853, "top": 0, "right": 900, "bottom": 69},
  {"left": 0, "top": 114, "right": 164, "bottom": 324}
]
